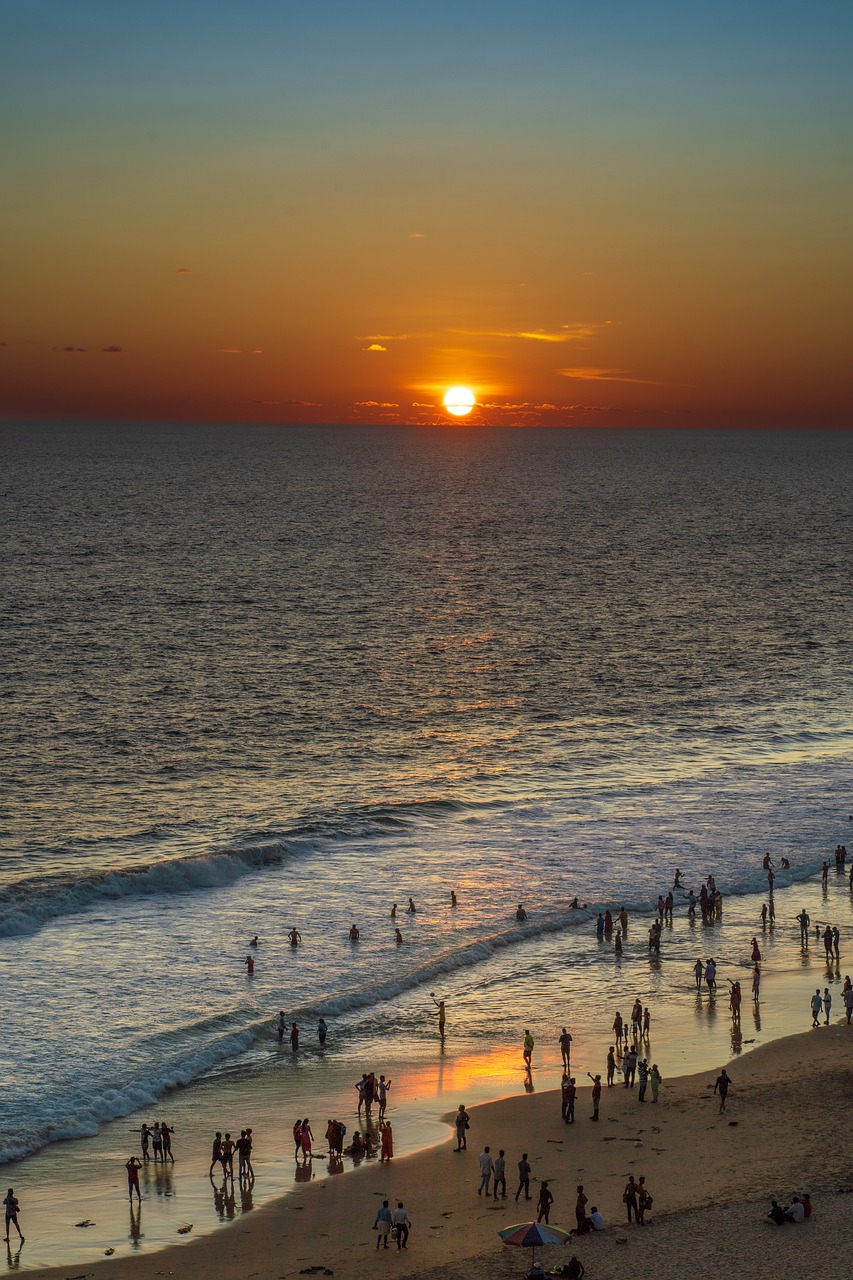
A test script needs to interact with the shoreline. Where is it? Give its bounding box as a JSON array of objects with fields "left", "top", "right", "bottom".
[{"left": 14, "top": 1021, "right": 853, "bottom": 1280}]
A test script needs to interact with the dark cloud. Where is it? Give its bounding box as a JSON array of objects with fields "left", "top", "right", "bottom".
[{"left": 101, "top": 345, "right": 124, "bottom": 354}]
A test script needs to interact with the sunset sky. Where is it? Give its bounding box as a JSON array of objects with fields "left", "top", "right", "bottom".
[{"left": 2, "top": 0, "right": 851, "bottom": 426}]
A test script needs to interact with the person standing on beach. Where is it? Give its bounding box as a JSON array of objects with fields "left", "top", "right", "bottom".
[
  {"left": 290, "top": 1022, "right": 299, "bottom": 1051},
  {"left": 3, "top": 1190, "right": 24, "bottom": 1244},
  {"left": 612, "top": 1011, "right": 624, "bottom": 1045},
  {"left": 537, "top": 1180, "right": 554, "bottom": 1225},
  {"left": 567, "top": 1077, "right": 577, "bottom": 1122},
  {"left": 432, "top": 995, "right": 446, "bottom": 1037},
  {"left": 713, "top": 1069, "right": 731, "bottom": 1112},
  {"left": 650, "top": 1063, "right": 662, "bottom": 1102},
  {"left": 559, "top": 1027, "right": 572, "bottom": 1068},
  {"left": 833, "top": 926, "right": 841, "bottom": 958},
  {"left": 811, "top": 989, "right": 823, "bottom": 1026},
  {"left": 693, "top": 959, "right": 703, "bottom": 991},
  {"left": 575, "top": 1186, "right": 588, "bottom": 1232},
  {"left": 642, "top": 1007, "right": 651, "bottom": 1038},
  {"left": 125, "top": 1157, "right": 142, "bottom": 1202},
  {"left": 705, "top": 959, "right": 717, "bottom": 993},
  {"left": 637, "top": 1176, "right": 653, "bottom": 1224},
  {"left": 823, "top": 988, "right": 832, "bottom": 1024},
  {"left": 622, "top": 1175, "right": 639, "bottom": 1223},
  {"left": 797, "top": 910, "right": 810, "bottom": 945},
  {"left": 209, "top": 1132, "right": 223, "bottom": 1176},
  {"left": 374, "top": 1200, "right": 392, "bottom": 1248},
  {"left": 477, "top": 1146, "right": 494, "bottom": 1196},
  {"left": 561, "top": 1075, "right": 571, "bottom": 1122},
  {"left": 619, "top": 907, "right": 628, "bottom": 933},
  {"left": 392, "top": 1202, "right": 410, "bottom": 1250},
  {"left": 588, "top": 1072, "right": 602, "bottom": 1119},
  {"left": 523, "top": 1029, "right": 535, "bottom": 1069},
  {"left": 637, "top": 1057, "right": 649, "bottom": 1101},
  {"left": 380, "top": 1120, "right": 394, "bottom": 1162},
  {"left": 378, "top": 1075, "right": 391, "bottom": 1119},
  {"left": 493, "top": 1149, "right": 507, "bottom": 1199},
  {"left": 606, "top": 1046, "right": 616, "bottom": 1086},
  {"left": 623, "top": 1047, "right": 637, "bottom": 1088},
  {"left": 752, "top": 966, "right": 761, "bottom": 1001},
  {"left": 515, "top": 1153, "right": 532, "bottom": 1201},
  {"left": 761, "top": 902, "right": 768, "bottom": 928},
  {"left": 843, "top": 984, "right": 853, "bottom": 1024},
  {"left": 455, "top": 1105, "right": 469, "bottom": 1151},
  {"left": 139, "top": 1123, "right": 151, "bottom": 1161}
]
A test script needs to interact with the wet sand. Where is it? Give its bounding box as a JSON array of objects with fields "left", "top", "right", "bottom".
[{"left": 13, "top": 1022, "right": 853, "bottom": 1280}]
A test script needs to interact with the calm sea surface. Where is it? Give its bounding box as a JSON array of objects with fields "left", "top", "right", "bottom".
[{"left": 2, "top": 424, "right": 852, "bottom": 1164}]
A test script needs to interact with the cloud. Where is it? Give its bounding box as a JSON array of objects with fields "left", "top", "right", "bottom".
[
  {"left": 252, "top": 349, "right": 263, "bottom": 355},
  {"left": 252, "top": 399, "right": 321, "bottom": 407},
  {"left": 354, "top": 400, "right": 399, "bottom": 408},
  {"left": 55, "top": 345, "right": 87, "bottom": 353},
  {"left": 558, "top": 367, "right": 662, "bottom": 385},
  {"left": 357, "top": 333, "right": 412, "bottom": 342},
  {"left": 176, "top": 267, "right": 192, "bottom": 275},
  {"left": 451, "top": 323, "right": 606, "bottom": 344},
  {"left": 101, "top": 345, "right": 124, "bottom": 354},
  {"left": 362, "top": 343, "right": 387, "bottom": 352},
  {"left": 409, "top": 232, "right": 425, "bottom": 239},
  {"left": 215, "top": 347, "right": 242, "bottom": 354}
]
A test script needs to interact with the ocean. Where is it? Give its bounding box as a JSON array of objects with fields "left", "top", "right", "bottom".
[{"left": 2, "top": 422, "right": 852, "bottom": 1173}]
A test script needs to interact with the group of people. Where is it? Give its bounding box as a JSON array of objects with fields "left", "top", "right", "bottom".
[
  {"left": 208, "top": 1130, "right": 255, "bottom": 1181},
  {"left": 767, "top": 1194, "right": 813, "bottom": 1224},
  {"left": 354, "top": 1072, "right": 391, "bottom": 1118},
  {"left": 137, "top": 1121, "right": 175, "bottom": 1162},
  {"left": 277, "top": 1013, "right": 328, "bottom": 1048}
]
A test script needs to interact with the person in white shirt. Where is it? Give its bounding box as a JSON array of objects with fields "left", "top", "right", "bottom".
[
  {"left": 392, "top": 1201, "right": 411, "bottom": 1249},
  {"left": 785, "top": 1197, "right": 805, "bottom": 1223},
  {"left": 589, "top": 1207, "right": 604, "bottom": 1231},
  {"left": 478, "top": 1146, "right": 494, "bottom": 1196}
]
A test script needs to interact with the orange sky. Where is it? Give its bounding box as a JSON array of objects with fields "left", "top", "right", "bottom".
[{"left": 2, "top": 2, "right": 851, "bottom": 427}]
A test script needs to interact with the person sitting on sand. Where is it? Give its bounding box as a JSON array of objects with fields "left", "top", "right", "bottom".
[
  {"left": 589, "top": 1206, "right": 604, "bottom": 1231},
  {"left": 767, "top": 1200, "right": 788, "bottom": 1225},
  {"left": 785, "top": 1196, "right": 805, "bottom": 1223}
]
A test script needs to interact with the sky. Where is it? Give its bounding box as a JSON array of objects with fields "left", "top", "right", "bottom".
[{"left": 1, "top": 0, "right": 852, "bottom": 427}]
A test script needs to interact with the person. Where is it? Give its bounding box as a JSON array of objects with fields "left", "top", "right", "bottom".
[
  {"left": 249, "top": 934, "right": 258, "bottom": 946},
  {"left": 392, "top": 1201, "right": 410, "bottom": 1250},
  {"left": 454, "top": 1105, "right": 469, "bottom": 1151},
  {"left": 810, "top": 989, "right": 823, "bottom": 1027},
  {"left": 380, "top": 1120, "right": 394, "bottom": 1162},
  {"left": 833, "top": 926, "right": 841, "bottom": 958},
  {"left": 801, "top": 1193, "right": 812, "bottom": 1218},
  {"left": 378, "top": 1074, "right": 391, "bottom": 1118},
  {"left": 705, "top": 958, "right": 717, "bottom": 993},
  {"left": 220, "top": 1132, "right": 235, "bottom": 1177},
  {"left": 650, "top": 1063, "right": 662, "bottom": 1102},
  {"left": 614, "top": 929, "right": 623, "bottom": 955},
  {"left": 751, "top": 937, "right": 761, "bottom": 963},
  {"left": 574, "top": 1186, "right": 588, "bottom": 1232},
  {"left": 797, "top": 910, "right": 810, "bottom": 945},
  {"left": 619, "top": 906, "right": 628, "bottom": 932},
  {"left": 823, "top": 987, "right": 832, "bottom": 1025},
  {"left": 374, "top": 1200, "right": 392, "bottom": 1248},
  {"left": 537, "top": 1180, "right": 553, "bottom": 1224},
  {"left": 516, "top": 903, "right": 528, "bottom": 922},
  {"left": 637, "top": 1176, "right": 653, "bottom": 1224},
  {"left": 606, "top": 1046, "right": 616, "bottom": 1086},
  {"left": 588, "top": 1072, "right": 602, "bottom": 1120},
  {"left": 844, "top": 984, "right": 853, "bottom": 1024},
  {"left": 451, "top": 890, "right": 458, "bottom": 907},
  {"left": 290, "top": 1022, "right": 299, "bottom": 1051},
  {"left": 589, "top": 1206, "right": 604, "bottom": 1231},
  {"left": 612, "top": 1011, "right": 624, "bottom": 1045},
  {"left": 559, "top": 1027, "right": 573, "bottom": 1068},
  {"left": 596, "top": 912, "right": 605, "bottom": 939},
  {"left": 673, "top": 868, "right": 683, "bottom": 888},
  {"left": 152, "top": 1122, "right": 163, "bottom": 1161},
  {"left": 686, "top": 889, "right": 697, "bottom": 918},
  {"left": 407, "top": 897, "right": 417, "bottom": 913},
  {"left": 349, "top": 924, "right": 360, "bottom": 941},
  {"left": 693, "top": 958, "right": 704, "bottom": 991},
  {"left": 780, "top": 856, "right": 790, "bottom": 869},
  {"left": 523, "top": 1029, "right": 535, "bottom": 1068},
  {"left": 493, "top": 1149, "right": 507, "bottom": 1199},
  {"left": 623, "top": 1175, "right": 638, "bottom": 1224},
  {"left": 277, "top": 1011, "right": 286, "bottom": 1043},
  {"left": 566, "top": 1076, "right": 577, "bottom": 1122},
  {"left": 642, "top": 1006, "right": 651, "bottom": 1038},
  {"left": 515, "top": 1153, "right": 532, "bottom": 1201},
  {"left": 785, "top": 1196, "right": 805, "bottom": 1223},
  {"left": 432, "top": 995, "right": 446, "bottom": 1036},
  {"left": 713, "top": 1068, "right": 731, "bottom": 1112},
  {"left": 288, "top": 927, "right": 301, "bottom": 947},
  {"left": 244, "top": 954, "right": 254, "bottom": 975},
  {"left": 292, "top": 1119, "right": 302, "bottom": 1158},
  {"left": 318, "top": 1016, "right": 327, "bottom": 1044},
  {"left": 637, "top": 1057, "right": 649, "bottom": 1101},
  {"left": 300, "top": 1118, "right": 313, "bottom": 1161},
  {"left": 565, "top": 1257, "right": 585, "bottom": 1279},
  {"left": 823, "top": 925, "right": 833, "bottom": 959},
  {"left": 478, "top": 1146, "right": 494, "bottom": 1196},
  {"left": 622, "top": 1046, "right": 637, "bottom": 1088},
  {"left": 390, "top": 903, "right": 397, "bottom": 918},
  {"left": 209, "top": 1131, "right": 222, "bottom": 1176},
  {"left": 3, "top": 1190, "right": 24, "bottom": 1244},
  {"left": 139, "top": 1122, "right": 151, "bottom": 1160},
  {"left": 395, "top": 927, "right": 403, "bottom": 944},
  {"left": 767, "top": 1199, "right": 788, "bottom": 1225},
  {"left": 161, "top": 1121, "right": 174, "bottom": 1162},
  {"left": 236, "top": 1130, "right": 251, "bottom": 1180},
  {"left": 125, "top": 1157, "right": 142, "bottom": 1202},
  {"left": 752, "top": 966, "right": 761, "bottom": 1001},
  {"left": 761, "top": 902, "right": 768, "bottom": 927}
]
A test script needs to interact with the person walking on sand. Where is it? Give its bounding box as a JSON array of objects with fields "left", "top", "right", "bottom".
[
  {"left": 515, "top": 1153, "right": 532, "bottom": 1201},
  {"left": 811, "top": 989, "right": 823, "bottom": 1027},
  {"left": 209, "top": 1131, "right": 223, "bottom": 1176},
  {"left": 125, "top": 1157, "right": 142, "bottom": 1202},
  {"left": 3, "top": 1190, "right": 24, "bottom": 1244},
  {"left": 623, "top": 1175, "right": 639, "bottom": 1224},
  {"left": 493, "top": 1149, "right": 507, "bottom": 1199},
  {"left": 588, "top": 1072, "right": 602, "bottom": 1120},
  {"left": 299, "top": 1118, "right": 313, "bottom": 1161},
  {"left": 705, "top": 958, "right": 717, "bottom": 993},
  {"left": 637, "top": 1176, "right": 653, "bottom": 1224},
  {"left": 374, "top": 1200, "right": 392, "bottom": 1248},
  {"left": 642, "top": 1006, "right": 651, "bottom": 1038},
  {"left": 455, "top": 1105, "right": 469, "bottom": 1151},
  {"left": 823, "top": 987, "right": 832, "bottom": 1025},
  {"left": 713, "top": 1068, "right": 731, "bottom": 1112},
  {"left": 537, "top": 1180, "right": 554, "bottom": 1224},
  {"left": 477, "top": 1146, "right": 494, "bottom": 1196},
  {"left": 392, "top": 1201, "right": 410, "bottom": 1250},
  {"left": 650, "top": 1063, "right": 662, "bottom": 1102},
  {"left": 559, "top": 1027, "right": 573, "bottom": 1068},
  {"left": 523, "top": 1029, "right": 535, "bottom": 1069}
]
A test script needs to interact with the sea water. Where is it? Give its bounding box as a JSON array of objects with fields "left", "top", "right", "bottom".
[{"left": 2, "top": 423, "right": 852, "bottom": 1173}]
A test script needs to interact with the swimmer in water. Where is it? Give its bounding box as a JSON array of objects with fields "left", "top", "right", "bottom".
[
  {"left": 673, "top": 869, "right": 683, "bottom": 888},
  {"left": 395, "top": 928, "right": 403, "bottom": 944},
  {"left": 288, "top": 928, "right": 302, "bottom": 947},
  {"left": 318, "top": 1017, "right": 327, "bottom": 1044},
  {"left": 407, "top": 897, "right": 417, "bottom": 913},
  {"left": 516, "top": 903, "right": 528, "bottom": 922},
  {"left": 451, "top": 890, "right": 458, "bottom": 907},
  {"left": 249, "top": 935, "right": 258, "bottom": 947},
  {"left": 349, "top": 924, "right": 360, "bottom": 941},
  {"left": 277, "top": 1010, "right": 286, "bottom": 1042},
  {"left": 244, "top": 955, "right": 254, "bottom": 975}
]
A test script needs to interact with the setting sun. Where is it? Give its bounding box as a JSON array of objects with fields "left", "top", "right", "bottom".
[{"left": 443, "top": 386, "right": 476, "bottom": 417}]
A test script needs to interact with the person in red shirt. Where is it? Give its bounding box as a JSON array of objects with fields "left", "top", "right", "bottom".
[{"left": 125, "top": 1157, "right": 142, "bottom": 1201}]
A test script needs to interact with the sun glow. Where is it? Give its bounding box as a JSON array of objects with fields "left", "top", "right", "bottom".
[{"left": 443, "top": 386, "right": 476, "bottom": 417}]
